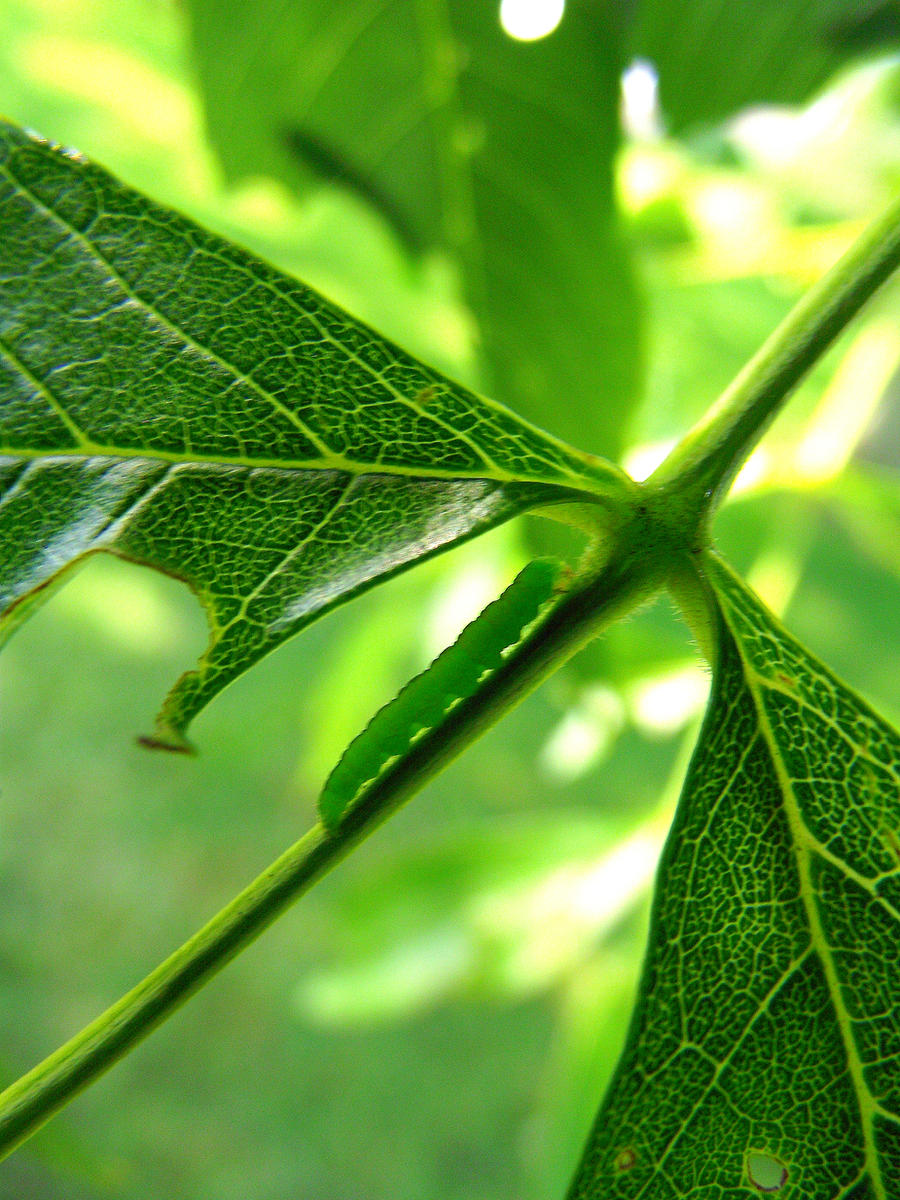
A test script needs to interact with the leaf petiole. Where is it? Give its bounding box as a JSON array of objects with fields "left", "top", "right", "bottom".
[
  {"left": 0, "top": 517, "right": 666, "bottom": 1161},
  {"left": 648, "top": 191, "right": 900, "bottom": 530}
]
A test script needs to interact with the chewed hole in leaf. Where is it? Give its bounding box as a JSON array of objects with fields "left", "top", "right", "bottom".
[
  {"left": 613, "top": 1146, "right": 637, "bottom": 1172},
  {"left": 746, "top": 1151, "right": 788, "bottom": 1192}
]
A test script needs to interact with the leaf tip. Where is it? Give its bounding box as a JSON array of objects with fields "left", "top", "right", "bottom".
[{"left": 137, "top": 729, "right": 196, "bottom": 756}]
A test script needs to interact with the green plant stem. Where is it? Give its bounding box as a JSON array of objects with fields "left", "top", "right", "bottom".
[
  {"left": 648, "top": 192, "right": 900, "bottom": 526},
  {"left": 0, "top": 511, "right": 667, "bottom": 1162}
]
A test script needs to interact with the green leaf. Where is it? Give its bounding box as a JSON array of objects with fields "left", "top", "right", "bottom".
[
  {"left": 828, "top": 463, "right": 900, "bottom": 582},
  {"left": 184, "top": 0, "right": 641, "bottom": 457},
  {"left": 0, "top": 119, "right": 627, "bottom": 749},
  {"left": 568, "top": 553, "right": 900, "bottom": 1199},
  {"left": 631, "top": 0, "right": 900, "bottom": 133}
]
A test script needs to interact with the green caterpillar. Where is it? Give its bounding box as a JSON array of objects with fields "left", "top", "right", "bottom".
[{"left": 319, "top": 558, "right": 563, "bottom": 829}]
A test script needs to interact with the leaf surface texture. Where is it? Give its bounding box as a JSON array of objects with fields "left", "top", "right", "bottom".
[
  {"left": 0, "top": 120, "right": 616, "bottom": 746},
  {"left": 569, "top": 554, "right": 900, "bottom": 1199}
]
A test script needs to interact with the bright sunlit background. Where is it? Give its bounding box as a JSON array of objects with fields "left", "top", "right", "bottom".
[
  {"left": 1, "top": 1, "right": 899, "bottom": 1197},
  {"left": 500, "top": 0, "right": 566, "bottom": 42}
]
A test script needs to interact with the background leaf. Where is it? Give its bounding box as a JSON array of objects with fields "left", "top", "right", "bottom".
[
  {"left": 184, "top": 0, "right": 642, "bottom": 457},
  {"left": 0, "top": 119, "right": 622, "bottom": 746},
  {"left": 826, "top": 463, "right": 900, "bottom": 581},
  {"left": 630, "top": 0, "right": 900, "bottom": 133},
  {"left": 568, "top": 554, "right": 900, "bottom": 1198}
]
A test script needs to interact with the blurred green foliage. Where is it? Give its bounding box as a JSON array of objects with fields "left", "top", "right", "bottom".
[
  {"left": 0, "top": 1, "right": 898, "bottom": 1197},
  {"left": 187, "top": 0, "right": 641, "bottom": 458}
]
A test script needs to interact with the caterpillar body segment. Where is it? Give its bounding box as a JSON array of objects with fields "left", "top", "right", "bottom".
[{"left": 319, "top": 559, "right": 563, "bottom": 829}]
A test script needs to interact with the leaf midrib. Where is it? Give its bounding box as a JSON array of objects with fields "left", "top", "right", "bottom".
[
  {"left": 1, "top": 153, "right": 598, "bottom": 491},
  {"left": 412, "top": 0, "right": 482, "bottom": 262},
  {"left": 718, "top": 594, "right": 889, "bottom": 1200},
  {"left": 0, "top": 444, "right": 588, "bottom": 488},
  {"left": 622, "top": 697, "right": 816, "bottom": 1199}
]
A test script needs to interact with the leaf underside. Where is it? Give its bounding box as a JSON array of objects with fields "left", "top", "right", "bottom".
[
  {"left": 0, "top": 120, "right": 618, "bottom": 747},
  {"left": 569, "top": 554, "right": 900, "bottom": 1200}
]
